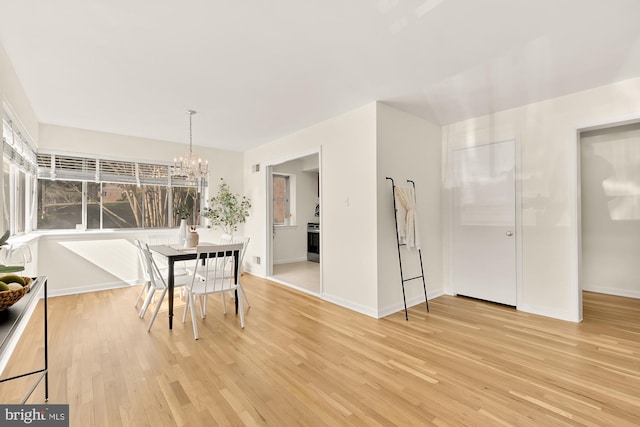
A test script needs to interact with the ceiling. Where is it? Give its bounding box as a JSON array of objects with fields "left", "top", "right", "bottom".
[{"left": 1, "top": 0, "right": 639, "bottom": 152}]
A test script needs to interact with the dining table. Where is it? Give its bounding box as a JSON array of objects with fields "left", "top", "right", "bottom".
[{"left": 148, "top": 242, "right": 243, "bottom": 329}]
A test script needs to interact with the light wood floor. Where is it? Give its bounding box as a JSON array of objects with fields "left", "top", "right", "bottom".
[
  {"left": 272, "top": 261, "right": 320, "bottom": 293},
  {"left": 1, "top": 277, "right": 639, "bottom": 426}
]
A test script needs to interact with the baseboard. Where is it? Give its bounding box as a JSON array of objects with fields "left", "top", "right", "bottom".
[
  {"left": 49, "top": 279, "right": 141, "bottom": 298},
  {"left": 377, "top": 287, "right": 445, "bottom": 318},
  {"left": 273, "top": 257, "right": 309, "bottom": 265},
  {"left": 517, "top": 303, "right": 580, "bottom": 323},
  {"left": 266, "top": 276, "right": 321, "bottom": 298},
  {"left": 321, "top": 292, "right": 379, "bottom": 318},
  {"left": 582, "top": 285, "right": 640, "bottom": 299}
]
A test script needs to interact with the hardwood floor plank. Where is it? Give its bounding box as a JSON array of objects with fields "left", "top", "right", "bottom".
[{"left": 1, "top": 280, "right": 639, "bottom": 426}]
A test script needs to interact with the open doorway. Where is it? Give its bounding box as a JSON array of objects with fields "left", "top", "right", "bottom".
[
  {"left": 579, "top": 122, "right": 640, "bottom": 305},
  {"left": 266, "top": 152, "right": 321, "bottom": 294}
]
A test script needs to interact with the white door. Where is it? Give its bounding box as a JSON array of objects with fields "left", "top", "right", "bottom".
[{"left": 452, "top": 141, "right": 516, "bottom": 306}]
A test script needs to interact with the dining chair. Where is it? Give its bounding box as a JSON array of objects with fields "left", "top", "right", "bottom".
[
  {"left": 182, "top": 243, "right": 245, "bottom": 340},
  {"left": 134, "top": 238, "right": 189, "bottom": 313},
  {"left": 139, "top": 242, "right": 192, "bottom": 331},
  {"left": 133, "top": 239, "right": 152, "bottom": 310},
  {"left": 218, "top": 235, "right": 251, "bottom": 308}
]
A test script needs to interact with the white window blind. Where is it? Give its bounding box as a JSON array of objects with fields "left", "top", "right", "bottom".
[
  {"left": 2, "top": 118, "right": 37, "bottom": 173},
  {"left": 37, "top": 151, "right": 206, "bottom": 188}
]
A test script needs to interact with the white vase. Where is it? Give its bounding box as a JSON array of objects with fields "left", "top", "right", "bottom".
[{"left": 178, "top": 219, "right": 188, "bottom": 246}]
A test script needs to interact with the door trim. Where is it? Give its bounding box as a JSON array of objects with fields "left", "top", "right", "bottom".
[
  {"left": 574, "top": 115, "right": 640, "bottom": 322},
  {"left": 446, "top": 139, "right": 522, "bottom": 308},
  {"left": 264, "top": 146, "right": 323, "bottom": 295}
]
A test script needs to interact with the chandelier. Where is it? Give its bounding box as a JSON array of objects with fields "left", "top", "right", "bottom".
[{"left": 171, "top": 109, "right": 208, "bottom": 186}]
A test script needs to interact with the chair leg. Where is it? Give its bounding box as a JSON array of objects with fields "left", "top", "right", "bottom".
[
  {"left": 139, "top": 287, "right": 156, "bottom": 318},
  {"left": 182, "top": 292, "right": 190, "bottom": 324},
  {"left": 221, "top": 291, "right": 227, "bottom": 314},
  {"left": 147, "top": 289, "right": 167, "bottom": 332},
  {"left": 198, "top": 295, "right": 206, "bottom": 319},
  {"left": 238, "top": 289, "right": 245, "bottom": 329},
  {"left": 202, "top": 295, "right": 208, "bottom": 318},
  {"left": 238, "top": 282, "right": 250, "bottom": 308},
  {"left": 189, "top": 293, "right": 199, "bottom": 340},
  {"left": 134, "top": 281, "right": 150, "bottom": 308}
]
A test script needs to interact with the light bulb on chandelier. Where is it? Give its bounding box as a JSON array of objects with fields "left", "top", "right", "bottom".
[{"left": 171, "top": 109, "right": 208, "bottom": 187}]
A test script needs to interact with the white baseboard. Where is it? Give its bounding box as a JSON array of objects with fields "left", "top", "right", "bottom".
[
  {"left": 517, "top": 303, "right": 580, "bottom": 323},
  {"left": 273, "top": 257, "right": 308, "bottom": 265},
  {"left": 582, "top": 285, "right": 640, "bottom": 299},
  {"left": 377, "top": 287, "right": 445, "bottom": 318},
  {"left": 321, "top": 292, "right": 379, "bottom": 318},
  {"left": 49, "top": 279, "right": 141, "bottom": 298},
  {"left": 266, "top": 277, "right": 321, "bottom": 298}
]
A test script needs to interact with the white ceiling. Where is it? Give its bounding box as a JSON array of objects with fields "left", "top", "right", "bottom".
[{"left": 1, "top": 0, "right": 640, "bottom": 151}]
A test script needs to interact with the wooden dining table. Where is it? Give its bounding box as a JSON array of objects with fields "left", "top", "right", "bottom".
[{"left": 148, "top": 242, "right": 243, "bottom": 329}]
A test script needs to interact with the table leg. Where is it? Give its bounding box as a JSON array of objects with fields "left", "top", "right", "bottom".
[
  {"left": 44, "top": 278, "right": 49, "bottom": 401},
  {"left": 168, "top": 260, "right": 175, "bottom": 329},
  {"left": 234, "top": 250, "right": 239, "bottom": 314}
]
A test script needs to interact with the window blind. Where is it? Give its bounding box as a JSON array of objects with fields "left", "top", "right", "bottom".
[
  {"left": 2, "top": 118, "right": 37, "bottom": 173},
  {"left": 37, "top": 151, "right": 206, "bottom": 188}
]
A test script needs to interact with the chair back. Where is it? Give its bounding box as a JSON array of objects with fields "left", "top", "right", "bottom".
[
  {"left": 134, "top": 239, "right": 151, "bottom": 282},
  {"left": 190, "top": 243, "right": 243, "bottom": 293},
  {"left": 141, "top": 242, "right": 168, "bottom": 291},
  {"left": 218, "top": 236, "right": 250, "bottom": 275}
]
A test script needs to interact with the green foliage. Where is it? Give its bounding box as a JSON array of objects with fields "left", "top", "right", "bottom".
[
  {"left": 203, "top": 179, "right": 251, "bottom": 235},
  {"left": 0, "top": 230, "right": 25, "bottom": 273},
  {"left": 173, "top": 205, "right": 191, "bottom": 220}
]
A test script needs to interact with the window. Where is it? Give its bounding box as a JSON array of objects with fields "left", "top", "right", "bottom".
[
  {"left": 36, "top": 152, "right": 207, "bottom": 230},
  {"left": 273, "top": 174, "right": 290, "bottom": 225},
  {"left": 143, "top": 185, "right": 169, "bottom": 228},
  {"left": 2, "top": 160, "right": 10, "bottom": 228},
  {"left": 37, "top": 180, "right": 82, "bottom": 229},
  {"left": 2, "top": 106, "right": 37, "bottom": 235},
  {"left": 103, "top": 183, "right": 143, "bottom": 229},
  {"left": 172, "top": 186, "right": 201, "bottom": 226}
]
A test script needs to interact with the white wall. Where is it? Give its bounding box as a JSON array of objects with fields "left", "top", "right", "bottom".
[
  {"left": 38, "top": 124, "right": 243, "bottom": 193},
  {"left": 443, "top": 76, "right": 640, "bottom": 322},
  {"left": 376, "top": 103, "right": 443, "bottom": 316},
  {"left": 580, "top": 122, "right": 640, "bottom": 298},
  {"left": 0, "top": 43, "right": 39, "bottom": 145},
  {"left": 0, "top": 42, "right": 40, "bottom": 233},
  {"left": 244, "top": 103, "right": 379, "bottom": 316},
  {"left": 272, "top": 157, "right": 318, "bottom": 264}
]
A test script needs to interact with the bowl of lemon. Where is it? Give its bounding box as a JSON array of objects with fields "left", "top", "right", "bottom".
[{"left": 0, "top": 275, "right": 31, "bottom": 310}]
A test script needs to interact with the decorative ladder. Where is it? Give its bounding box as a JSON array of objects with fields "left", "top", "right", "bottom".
[{"left": 386, "top": 177, "right": 429, "bottom": 320}]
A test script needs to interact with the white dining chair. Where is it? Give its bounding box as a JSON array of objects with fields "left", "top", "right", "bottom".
[
  {"left": 218, "top": 235, "right": 251, "bottom": 308},
  {"left": 134, "top": 238, "right": 189, "bottom": 313},
  {"left": 134, "top": 239, "right": 152, "bottom": 310},
  {"left": 182, "top": 243, "right": 245, "bottom": 339},
  {"left": 139, "top": 242, "right": 192, "bottom": 331}
]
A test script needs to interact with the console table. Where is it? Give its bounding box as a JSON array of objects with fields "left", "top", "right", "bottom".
[{"left": 0, "top": 276, "right": 48, "bottom": 403}]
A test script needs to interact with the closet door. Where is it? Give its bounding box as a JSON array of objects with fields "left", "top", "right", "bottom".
[{"left": 452, "top": 141, "right": 516, "bottom": 306}]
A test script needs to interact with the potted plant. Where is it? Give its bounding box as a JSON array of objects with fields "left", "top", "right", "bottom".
[
  {"left": 173, "top": 205, "right": 191, "bottom": 246},
  {"left": 203, "top": 178, "right": 251, "bottom": 236}
]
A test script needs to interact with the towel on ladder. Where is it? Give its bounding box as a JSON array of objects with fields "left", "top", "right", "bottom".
[{"left": 394, "top": 185, "right": 422, "bottom": 250}]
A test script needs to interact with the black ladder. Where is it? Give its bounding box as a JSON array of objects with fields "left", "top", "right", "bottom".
[{"left": 386, "top": 177, "right": 429, "bottom": 320}]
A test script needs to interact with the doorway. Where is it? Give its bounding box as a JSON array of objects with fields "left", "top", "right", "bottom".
[
  {"left": 579, "top": 122, "right": 640, "bottom": 300},
  {"left": 266, "top": 151, "right": 321, "bottom": 294},
  {"left": 451, "top": 140, "right": 517, "bottom": 306}
]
